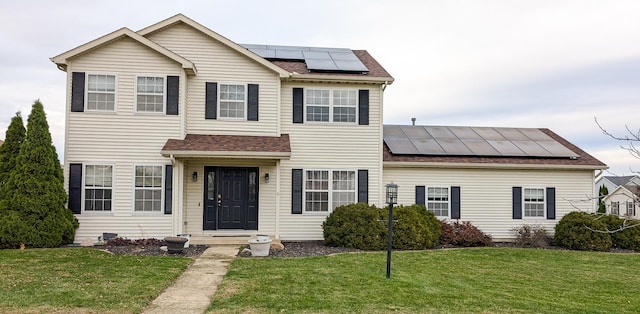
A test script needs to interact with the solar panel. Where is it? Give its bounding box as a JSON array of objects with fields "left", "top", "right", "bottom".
[
  {"left": 383, "top": 125, "right": 580, "bottom": 159},
  {"left": 240, "top": 44, "right": 369, "bottom": 73}
]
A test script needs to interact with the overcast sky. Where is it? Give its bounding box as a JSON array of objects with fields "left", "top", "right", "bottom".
[{"left": 1, "top": 0, "right": 639, "bottom": 176}]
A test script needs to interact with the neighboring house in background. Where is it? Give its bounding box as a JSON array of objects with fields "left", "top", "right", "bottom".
[
  {"left": 51, "top": 14, "right": 606, "bottom": 242},
  {"left": 595, "top": 175, "right": 640, "bottom": 193},
  {"left": 603, "top": 185, "right": 639, "bottom": 218}
]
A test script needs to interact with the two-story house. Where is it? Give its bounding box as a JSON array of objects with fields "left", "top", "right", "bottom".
[{"left": 52, "top": 14, "right": 606, "bottom": 243}]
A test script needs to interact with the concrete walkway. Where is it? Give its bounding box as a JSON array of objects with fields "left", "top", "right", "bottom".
[{"left": 142, "top": 245, "right": 239, "bottom": 314}]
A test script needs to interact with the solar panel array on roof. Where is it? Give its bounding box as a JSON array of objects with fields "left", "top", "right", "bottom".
[
  {"left": 383, "top": 125, "right": 580, "bottom": 158},
  {"left": 241, "top": 44, "right": 369, "bottom": 73}
]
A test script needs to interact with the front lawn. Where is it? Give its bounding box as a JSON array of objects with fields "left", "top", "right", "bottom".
[
  {"left": 210, "top": 248, "right": 640, "bottom": 313},
  {"left": 0, "top": 248, "right": 192, "bottom": 313}
]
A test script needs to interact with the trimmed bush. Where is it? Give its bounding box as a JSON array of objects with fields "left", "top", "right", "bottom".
[
  {"left": 322, "top": 203, "right": 442, "bottom": 250},
  {"left": 598, "top": 214, "right": 640, "bottom": 251},
  {"left": 389, "top": 204, "right": 441, "bottom": 249},
  {"left": 439, "top": 220, "right": 493, "bottom": 247},
  {"left": 323, "top": 203, "right": 386, "bottom": 250},
  {"left": 511, "top": 225, "right": 552, "bottom": 248},
  {"left": 554, "top": 211, "right": 612, "bottom": 251}
]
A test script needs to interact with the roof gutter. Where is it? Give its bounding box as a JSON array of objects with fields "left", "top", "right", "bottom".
[
  {"left": 287, "top": 73, "right": 394, "bottom": 84},
  {"left": 383, "top": 161, "right": 609, "bottom": 171}
]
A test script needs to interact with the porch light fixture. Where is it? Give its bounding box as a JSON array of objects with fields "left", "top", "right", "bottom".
[
  {"left": 264, "top": 173, "right": 270, "bottom": 183},
  {"left": 385, "top": 182, "right": 398, "bottom": 279},
  {"left": 192, "top": 171, "right": 198, "bottom": 182}
]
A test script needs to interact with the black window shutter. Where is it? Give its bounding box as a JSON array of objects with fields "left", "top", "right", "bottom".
[
  {"left": 546, "top": 187, "right": 556, "bottom": 220},
  {"left": 513, "top": 187, "right": 522, "bottom": 219},
  {"left": 248, "top": 84, "right": 259, "bottom": 121},
  {"left": 71, "top": 72, "right": 85, "bottom": 112},
  {"left": 358, "top": 89, "right": 369, "bottom": 125},
  {"left": 164, "top": 165, "right": 173, "bottom": 215},
  {"left": 166, "top": 76, "right": 179, "bottom": 115},
  {"left": 205, "top": 82, "right": 217, "bottom": 119},
  {"left": 451, "top": 186, "right": 461, "bottom": 219},
  {"left": 357, "top": 169, "right": 368, "bottom": 204},
  {"left": 293, "top": 88, "right": 304, "bottom": 123},
  {"left": 68, "top": 163, "right": 83, "bottom": 214},
  {"left": 292, "top": 169, "right": 303, "bottom": 214},
  {"left": 415, "top": 186, "right": 425, "bottom": 206}
]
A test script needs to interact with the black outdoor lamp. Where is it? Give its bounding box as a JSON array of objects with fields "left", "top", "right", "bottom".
[{"left": 385, "top": 182, "right": 398, "bottom": 279}]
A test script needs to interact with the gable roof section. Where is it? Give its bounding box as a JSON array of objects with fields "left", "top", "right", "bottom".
[
  {"left": 137, "top": 14, "right": 289, "bottom": 78},
  {"left": 603, "top": 185, "right": 640, "bottom": 202},
  {"left": 384, "top": 126, "right": 607, "bottom": 170},
  {"left": 50, "top": 27, "right": 197, "bottom": 75},
  {"left": 601, "top": 175, "right": 639, "bottom": 187},
  {"left": 161, "top": 134, "right": 291, "bottom": 159}
]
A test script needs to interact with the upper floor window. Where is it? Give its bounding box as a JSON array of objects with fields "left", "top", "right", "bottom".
[
  {"left": 626, "top": 201, "right": 636, "bottom": 216},
  {"left": 134, "top": 165, "right": 163, "bottom": 212},
  {"left": 427, "top": 187, "right": 449, "bottom": 217},
  {"left": 611, "top": 201, "right": 620, "bottom": 215},
  {"left": 136, "top": 76, "right": 165, "bottom": 113},
  {"left": 87, "top": 74, "right": 115, "bottom": 111},
  {"left": 306, "top": 89, "right": 357, "bottom": 123},
  {"left": 219, "top": 84, "right": 246, "bottom": 119},
  {"left": 304, "top": 170, "right": 356, "bottom": 213},
  {"left": 523, "top": 188, "right": 545, "bottom": 217},
  {"left": 84, "top": 165, "right": 113, "bottom": 211}
]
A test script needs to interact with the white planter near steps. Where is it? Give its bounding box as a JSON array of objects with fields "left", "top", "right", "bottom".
[{"left": 248, "top": 236, "right": 272, "bottom": 257}]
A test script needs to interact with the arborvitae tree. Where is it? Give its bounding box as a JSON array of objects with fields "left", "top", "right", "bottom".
[
  {"left": 1, "top": 100, "right": 77, "bottom": 248},
  {"left": 598, "top": 185, "right": 609, "bottom": 213},
  {"left": 0, "top": 112, "right": 26, "bottom": 200}
]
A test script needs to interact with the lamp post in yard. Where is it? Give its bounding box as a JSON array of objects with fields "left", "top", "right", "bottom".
[{"left": 385, "top": 182, "right": 398, "bottom": 279}]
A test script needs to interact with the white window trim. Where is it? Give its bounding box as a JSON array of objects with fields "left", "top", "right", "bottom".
[
  {"left": 85, "top": 73, "right": 118, "bottom": 112},
  {"left": 132, "top": 164, "right": 165, "bottom": 215},
  {"left": 625, "top": 201, "right": 635, "bottom": 216},
  {"left": 426, "top": 186, "right": 451, "bottom": 219},
  {"left": 304, "top": 88, "right": 358, "bottom": 124},
  {"left": 82, "top": 163, "right": 115, "bottom": 215},
  {"left": 522, "top": 187, "right": 546, "bottom": 219},
  {"left": 611, "top": 201, "right": 620, "bottom": 216},
  {"left": 217, "top": 82, "right": 247, "bottom": 120},
  {"left": 302, "top": 169, "right": 357, "bottom": 215},
  {"left": 134, "top": 75, "right": 166, "bottom": 114}
]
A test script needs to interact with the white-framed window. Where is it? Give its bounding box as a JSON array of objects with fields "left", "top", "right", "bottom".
[
  {"left": 626, "top": 201, "right": 635, "bottom": 216},
  {"left": 305, "top": 89, "right": 357, "bottom": 123},
  {"left": 136, "top": 76, "right": 164, "bottom": 113},
  {"left": 219, "top": 83, "right": 246, "bottom": 119},
  {"left": 134, "top": 165, "right": 163, "bottom": 212},
  {"left": 87, "top": 74, "right": 116, "bottom": 111},
  {"left": 427, "top": 187, "right": 449, "bottom": 217},
  {"left": 611, "top": 201, "right": 619, "bottom": 215},
  {"left": 84, "top": 164, "right": 113, "bottom": 211},
  {"left": 523, "top": 188, "right": 545, "bottom": 218},
  {"left": 304, "top": 170, "right": 356, "bottom": 213}
]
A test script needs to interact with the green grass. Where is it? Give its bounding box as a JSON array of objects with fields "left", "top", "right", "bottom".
[
  {"left": 210, "top": 248, "right": 640, "bottom": 313},
  {"left": 0, "top": 248, "right": 192, "bottom": 313}
]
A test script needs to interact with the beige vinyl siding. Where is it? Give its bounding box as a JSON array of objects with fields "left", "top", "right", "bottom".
[
  {"left": 145, "top": 22, "right": 280, "bottom": 136},
  {"left": 278, "top": 82, "right": 384, "bottom": 240},
  {"left": 384, "top": 166, "right": 596, "bottom": 240},
  {"left": 63, "top": 37, "right": 185, "bottom": 241},
  {"left": 605, "top": 189, "right": 638, "bottom": 218},
  {"left": 182, "top": 159, "right": 278, "bottom": 236}
]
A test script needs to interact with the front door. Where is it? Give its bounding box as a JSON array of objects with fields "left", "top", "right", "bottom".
[{"left": 203, "top": 167, "right": 258, "bottom": 230}]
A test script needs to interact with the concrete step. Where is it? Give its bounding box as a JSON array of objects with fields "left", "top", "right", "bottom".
[{"left": 189, "top": 235, "right": 281, "bottom": 246}]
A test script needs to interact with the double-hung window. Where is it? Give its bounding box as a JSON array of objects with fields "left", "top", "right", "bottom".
[
  {"left": 87, "top": 74, "right": 116, "bottom": 111},
  {"left": 134, "top": 165, "right": 163, "bottom": 212},
  {"left": 523, "top": 188, "right": 545, "bottom": 217},
  {"left": 611, "top": 201, "right": 620, "bottom": 215},
  {"left": 219, "top": 84, "right": 246, "bottom": 119},
  {"left": 626, "top": 201, "right": 635, "bottom": 216},
  {"left": 305, "top": 170, "right": 356, "bottom": 213},
  {"left": 84, "top": 165, "right": 113, "bottom": 211},
  {"left": 136, "top": 76, "right": 164, "bottom": 112},
  {"left": 306, "top": 89, "right": 356, "bottom": 123},
  {"left": 427, "top": 187, "right": 449, "bottom": 217}
]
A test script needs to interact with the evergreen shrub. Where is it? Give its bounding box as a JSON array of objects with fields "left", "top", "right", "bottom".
[
  {"left": 554, "top": 211, "right": 612, "bottom": 251},
  {"left": 598, "top": 214, "right": 640, "bottom": 251}
]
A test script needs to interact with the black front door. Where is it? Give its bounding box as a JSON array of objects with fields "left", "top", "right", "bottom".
[{"left": 203, "top": 167, "right": 258, "bottom": 230}]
